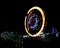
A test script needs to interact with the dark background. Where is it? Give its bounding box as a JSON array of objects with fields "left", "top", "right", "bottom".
[
  {"left": 15, "top": 0, "right": 60, "bottom": 34},
  {"left": 0, "top": 0, "right": 60, "bottom": 34},
  {"left": 0, "top": 0, "right": 60, "bottom": 48}
]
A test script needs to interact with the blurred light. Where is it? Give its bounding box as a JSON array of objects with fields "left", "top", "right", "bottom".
[
  {"left": 23, "top": 35, "right": 29, "bottom": 38},
  {"left": 40, "top": 33, "right": 46, "bottom": 39},
  {"left": 51, "top": 27, "right": 55, "bottom": 34},
  {"left": 24, "top": 6, "right": 46, "bottom": 37},
  {"left": 56, "top": 33, "right": 59, "bottom": 37}
]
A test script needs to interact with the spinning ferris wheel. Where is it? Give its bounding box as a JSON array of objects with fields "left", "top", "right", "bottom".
[{"left": 24, "top": 6, "right": 47, "bottom": 37}]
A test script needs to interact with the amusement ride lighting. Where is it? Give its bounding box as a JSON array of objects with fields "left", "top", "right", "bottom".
[{"left": 24, "top": 6, "right": 46, "bottom": 37}]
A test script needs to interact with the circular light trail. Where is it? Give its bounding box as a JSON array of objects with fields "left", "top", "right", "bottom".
[
  {"left": 24, "top": 6, "right": 45, "bottom": 37},
  {"left": 28, "top": 14, "right": 39, "bottom": 29}
]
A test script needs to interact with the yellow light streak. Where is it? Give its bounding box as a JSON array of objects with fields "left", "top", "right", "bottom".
[{"left": 24, "top": 6, "right": 45, "bottom": 37}]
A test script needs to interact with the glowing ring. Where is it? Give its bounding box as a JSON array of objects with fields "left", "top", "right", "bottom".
[
  {"left": 24, "top": 6, "right": 45, "bottom": 37},
  {"left": 28, "top": 14, "right": 39, "bottom": 29}
]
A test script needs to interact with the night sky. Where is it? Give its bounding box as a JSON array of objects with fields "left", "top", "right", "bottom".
[
  {"left": 16, "top": 0, "right": 60, "bottom": 34},
  {"left": 0, "top": 0, "right": 60, "bottom": 34}
]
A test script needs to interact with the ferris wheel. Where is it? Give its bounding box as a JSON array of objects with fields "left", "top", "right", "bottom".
[{"left": 24, "top": 6, "right": 47, "bottom": 37}]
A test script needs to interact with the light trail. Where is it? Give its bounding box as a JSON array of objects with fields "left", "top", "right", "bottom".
[{"left": 24, "top": 6, "right": 45, "bottom": 37}]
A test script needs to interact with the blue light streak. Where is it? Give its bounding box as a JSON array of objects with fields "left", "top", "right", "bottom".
[{"left": 28, "top": 14, "right": 39, "bottom": 29}]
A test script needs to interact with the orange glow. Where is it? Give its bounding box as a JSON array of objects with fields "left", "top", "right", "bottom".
[{"left": 24, "top": 6, "right": 45, "bottom": 37}]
